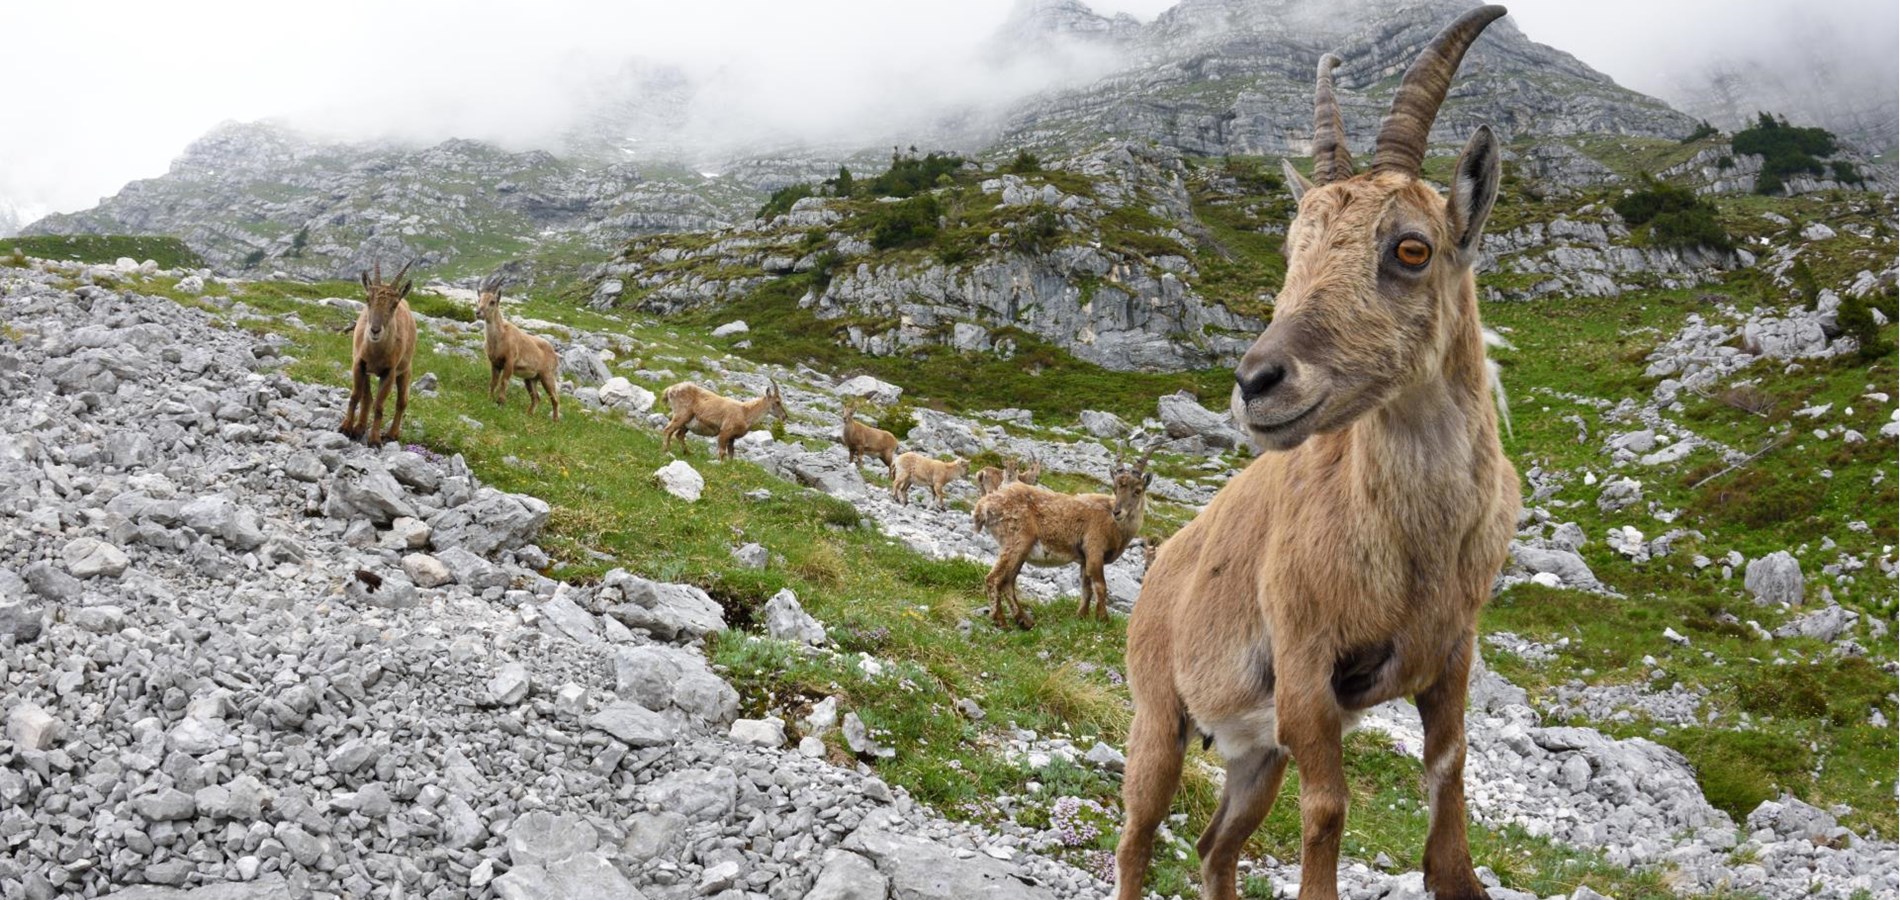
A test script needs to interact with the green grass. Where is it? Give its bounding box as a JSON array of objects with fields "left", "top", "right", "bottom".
[{"left": 0, "top": 234, "right": 204, "bottom": 269}]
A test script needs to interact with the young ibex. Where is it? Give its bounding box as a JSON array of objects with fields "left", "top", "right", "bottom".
[
  {"left": 974, "top": 458, "right": 1019, "bottom": 497},
  {"left": 840, "top": 403, "right": 899, "bottom": 478},
  {"left": 1117, "top": 10, "right": 1520, "bottom": 900},
  {"left": 339, "top": 260, "right": 418, "bottom": 445},
  {"left": 889, "top": 452, "right": 968, "bottom": 510},
  {"left": 661, "top": 380, "right": 787, "bottom": 460},
  {"left": 476, "top": 272, "right": 560, "bottom": 422},
  {"left": 972, "top": 448, "right": 1151, "bottom": 629},
  {"left": 1017, "top": 452, "right": 1043, "bottom": 486}
]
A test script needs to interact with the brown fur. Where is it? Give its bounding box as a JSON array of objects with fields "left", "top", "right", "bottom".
[
  {"left": 1116, "top": 9, "right": 1518, "bottom": 900},
  {"left": 841, "top": 405, "right": 898, "bottom": 477},
  {"left": 339, "top": 261, "right": 418, "bottom": 445},
  {"left": 889, "top": 452, "right": 968, "bottom": 510},
  {"left": 476, "top": 274, "right": 560, "bottom": 421},
  {"left": 971, "top": 458, "right": 1150, "bottom": 629},
  {"left": 661, "top": 380, "right": 786, "bottom": 460}
]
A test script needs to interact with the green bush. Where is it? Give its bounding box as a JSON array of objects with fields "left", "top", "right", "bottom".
[
  {"left": 1830, "top": 160, "right": 1864, "bottom": 186},
  {"left": 1612, "top": 180, "right": 1733, "bottom": 254},
  {"left": 1007, "top": 150, "right": 1042, "bottom": 175},
  {"left": 863, "top": 149, "right": 965, "bottom": 199},
  {"left": 1733, "top": 112, "right": 1839, "bottom": 195},
  {"left": 1005, "top": 207, "right": 1064, "bottom": 256},
  {"left": 1681, "top": 120, "right": 1719, "bottom": 143},
  {"left": 1789, "top": 258, "right": 1820, "bottom": 309},
  {"left": 826, "top": 166, "right": 856, "bottom": 198},
  {"left": 1838, "top": 287, "right": 1897, "bottom": 362},
  {"left": 242, "top": 249, "right": 267, "bottom": 268},
  {"left": 758, "top": 183, "right": 817, "bottom": 221},
  {"left": 866, "top": 195, "right": 941, "bottom": 251}
]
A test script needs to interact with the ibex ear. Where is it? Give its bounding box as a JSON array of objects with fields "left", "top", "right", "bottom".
[
  {"left": 398, "top": 280, "right": 413, "bottom": 299},
  {"left": 1446, "top": 125, "right": 1501, "bottom": 258},
  {"left": 1142, "top": 472, "right": 1153, "bottom": 487},
  {"left": 360, "top": 270, "right": 373, "bottom": 291},
  {"left": 1282, "top": 158, "right": 1314, "bottom": 203}
]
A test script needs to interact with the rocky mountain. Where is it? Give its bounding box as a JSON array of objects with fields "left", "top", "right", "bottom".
[
  {"left": 28, "top": 0, "right": 1713, "bottom": 284},
  {"left": 991, "top": 0, "right": 1699, "bottom": 158},
  {"left": 22, "top": 122, "right": 788, "bottom": 283}
]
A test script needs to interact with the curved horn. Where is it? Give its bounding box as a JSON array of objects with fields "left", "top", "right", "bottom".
[
  {"left": 372, "top": 260, "right": 383, "bottom": 285},
  {"left": 1370, "top": 5, "right": 1507, "bottom": 176},
  {"left": 391, "top": 257, "right": 416, "bottom": 285},
  {"left": 1136, "top": 440, "right": 1158, "bottom": 472},
  {"left": 1311, "top": 53, "right": 1354, "bottom": 184}
]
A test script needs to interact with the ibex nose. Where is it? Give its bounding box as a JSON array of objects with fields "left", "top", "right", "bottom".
[{"left": 1235, "top": 361, "right": 1287, "bottom": 403}]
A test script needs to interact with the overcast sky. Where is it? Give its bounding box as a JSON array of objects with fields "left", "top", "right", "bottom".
[{"left": 3, "top": 0, "right": 1892, "bottom": 221}]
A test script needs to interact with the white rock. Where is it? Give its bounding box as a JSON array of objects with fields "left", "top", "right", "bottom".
[
  {"left": 728, "top": 717, "right": 787, "bottom": 749},
  {"left": 61, "top": 537, "right": 129, "bottom": 578},
  {"left": 711, "top": 320, "right": 749, "bottom": 337},
  {"left": 402, "top": 553, "right": 453, "bottom": 588},
  {"left": 598, "top": 377, "right": 656, "bottom": 414},
  {"left": 6, "top": 702, "right": 62, "bottom": 750},
  {"left": 653, "top": 460, "right": 704, "bottom": 502}
]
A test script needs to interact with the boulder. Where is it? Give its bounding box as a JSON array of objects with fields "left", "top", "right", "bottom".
[
  {"left": 1079, "top": 409, "right": 1131, "bottom": 440},
  {"left": 612, "top": 643, "right": 739, "bottom": 726},
  {"left": 763, "top": 588, "right": 827, "bottom": 645},
  {"left": 323, "top": 459, "right": 416, "bottom": 525},
  {"left": 1157, "top": 391, "right": 1244, "bottom": 449},
  {"left": 1743, "top": 551, "right": 1803, "bottom": 606},
  {"left": 834, "top": 375, "right": 904, "bottom": 406},
  {"left": 428, "top": 488, "right": 548, "bottom": 555},
  {"left": 653, "top": 460, "right": 704, "bottom": 502},
  {"left": 598, "top": 377, "right": 656, "bottom": 414},
  {"left": 61, "top": 537, "right": 129, "bottom": 579},
  {"left": 559, "top": 346, "right": 610, "bottom": 384}
]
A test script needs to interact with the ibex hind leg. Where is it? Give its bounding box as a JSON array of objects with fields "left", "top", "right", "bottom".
[
  {"left": 1197, "top": 745, "right": 1289, "bottom": 900},
  {"left": 540, "top": 371, "right": 560, "bottom": 422},
  {"left": 1115, "top": 701, "right": 1187, "bottom": 900}
]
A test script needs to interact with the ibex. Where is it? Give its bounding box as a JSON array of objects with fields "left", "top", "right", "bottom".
[
  {"left": 1017, "top": 452, "right": 1043, "bottom": 486},
  {"left": 661, "top": 380, "right": 787, "bottom": 460},
  {"left": 974, "top": 458, "right": 1019, "bottom": 496},
  {"left": 1116, "top": 9, "right": 1520, "bottom": 900},
  {"left": 972, "top": 447, "right": 1151, "bottom": 629},
  {"left": 889, "top": 453, "right": 968, "bottom": 510},
  {"left": 476, "top": 272, "right": 561, "bottom": 422},
  {"left": 339, "top": 260, "right": 418, "bottom": 445},
  {"left": 840, "top": 403, "right": 899, "bottom": 477}
]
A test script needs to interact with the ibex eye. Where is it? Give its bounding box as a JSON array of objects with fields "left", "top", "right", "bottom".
[{"left": 1394, "top": 238, "right": 1432, "bottom": 268}]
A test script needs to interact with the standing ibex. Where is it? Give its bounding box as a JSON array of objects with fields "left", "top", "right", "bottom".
[
  {"left": 1116, "top": 9, "right": 1520, "bottom": 900},
  {"left": 340, "top": 260, "right": 418, "bottom": 445},
  {"left": 476, "top": 272, "right": 561, "bottom": 422},
  {"left": 972, "top": 447, "right": 1152, "bottom": 629},
  {"left": 840, "top": 403, "right": 899, "bottom": 477},
  {"left": 889, "top": 453, "right": 968, "bottom": 510},
  {"left": 661, "top": 380, "right": 787, "bottom": 460},
  {"left": 1017, "top": 452, "right": 1043, "bottom": 486}
]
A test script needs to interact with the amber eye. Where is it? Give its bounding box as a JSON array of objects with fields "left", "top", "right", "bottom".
[{"left": 1394, "top": 238, "right": 1432, "bottom": 268}]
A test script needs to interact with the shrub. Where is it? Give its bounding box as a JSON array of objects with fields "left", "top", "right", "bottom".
[
  {"left": 1222, "top": 156, "right": 1284, "bottom": 195},
  {"left": 1006, "top": 207, "right": 1064, "bottom": 256},
  {"left": 863, "top": 149, "right": 965, "bottom": 199},
  {"left": 1830, "top": 160, "right": 1864, "bottom": 186},
  {"left": 1788, "top": 258, "right": 1820, "bottom": 309},
  {"left": 1612, "top": 180, "right": 1732, "bottom": 254},
  {"left": 1733, "top": 112, "right": 1840, "bottom": 195},
  {"left": 1681, "top": 120, "right": 1719, "bottom": 143},
  {"left": 288, "top": 226, "right": 309, "bottom": 257},
  {"left": 1007, "top": 150, "right": 1042, "bottom": 175},
  {"left": 242, "top": 249, "right": 267, "bottom": 268},
  {"left": 826, "top": 166, "right": 856, "bottom": 198},
  {"left": 866, "top": 195, "right": 941, "bottom": 251},
  {"left": 1837, "top": 287, "right": 1896, "bottom": 362},
  {"left": 758, "top": 183, "right": 817, "bottom": 222}
]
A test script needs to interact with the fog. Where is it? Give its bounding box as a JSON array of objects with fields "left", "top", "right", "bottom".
[{"left": 2, "top": 0, "right": 1892, "bottom": 221}]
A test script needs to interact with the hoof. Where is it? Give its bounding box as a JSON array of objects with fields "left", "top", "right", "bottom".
[{"left": 1015, "top": 609, "right": 1036, "bottom": 630}]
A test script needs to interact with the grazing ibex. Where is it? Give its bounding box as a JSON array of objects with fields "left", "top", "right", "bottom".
[
  {"left": 476, "top": 272, "right": 560, "bottom": 422},
  {"left": 1116, "top": 9, "right": 1520, "bottom": 900},
  {"left": 340, "top": 260, "right": 418, "bottom": 445},
  {"left": 889, "top": 452, "right": 968, "bottom": 509},
  {"left": 661, "top": 380, "right": 787, "bottom": 460},
  {"left": 972, "top": 447, "right": 1152, "bottom": 629},
  {"left": 840, "top": 403, "right": 899, "bottom": 477},
  {"left": 974, "top": 458, "right": 1019, "bottom": 496}
]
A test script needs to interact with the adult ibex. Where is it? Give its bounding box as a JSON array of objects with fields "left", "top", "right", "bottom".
[
  {"left": 339, "top": 260, "right": 418, "bottom": 445},
  {"left": 476, "top": 272, "right": 561, "bottom": 422},
  {"left": 1116, "top": 9, "right": 1520, "bottom": 900}
]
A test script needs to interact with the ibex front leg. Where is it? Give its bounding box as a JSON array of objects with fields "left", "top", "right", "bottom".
[
  {"left": 1277, "top": 651, "right": 1349, "bottom": 900},
  {"left": 1418, "top": 635, "right": 1486, "bottom": 900}
]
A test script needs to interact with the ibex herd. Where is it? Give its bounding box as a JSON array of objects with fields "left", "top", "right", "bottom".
[{"left": 326, "top": 8, "right": 1520, "bottom": 896}]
